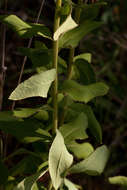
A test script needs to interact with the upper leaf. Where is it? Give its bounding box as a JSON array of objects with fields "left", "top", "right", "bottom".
[
  {"left": 0, "top": 15, "right": 52, "bottom": 39},
  {"left": 54, "top": 14, "right": 78, "bottom": 41},
  {"left": 59, "top": 20, "right": 102, "bottom": 48},
  {"left": 49, "top": 130, "right": 73, "bottom": 190},
  {"left": 109, "top": 176, "right": 127, "bottom": 186},
  {"left": 60, "top": 113, "right": 88, "bottom": 145},
  {"left": 9, "top": 69, "right": 56, "bottom": 100},
  {"left": 70, "top": 145, "right": 109, "bottom": 176},
  {"left": 61, "top": 80, "right": 109, "bottom": 103}
]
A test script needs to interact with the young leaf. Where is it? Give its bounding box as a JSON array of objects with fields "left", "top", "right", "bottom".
[
  {"left": 70, "top": 145, "right": 109, "bottom": 176},
  {"left": 9, "top": 69, "right": 56, "bottom": 100},
  {"left": 13, "top": 169, "right": 48, "bottom": 190},
  {"left": 68, "top": 142, "right": 94, "bottom": 159},
  {"left": 49, "top": 130, "right": 73, "bottom": 190},
  {"left": 0, "top": 15, "right": 52, "bottom": 39},
  {"left": 64, "top": 178, "right": 78, "bottom": 190},
  {"left": 61, "top": 80, "right": 109, "bottom": 103},
  {"left": 109, "top": 176, "right": 127, "bottom": 186},
  {"left": 59, "top": 20, "right": 102, "bottom": 48},
  {"left": 54, "top": 14, "right": 78, "bottom": 41},
  {"left": 59, "top": 113, "right": 88, "bottom": 144}
]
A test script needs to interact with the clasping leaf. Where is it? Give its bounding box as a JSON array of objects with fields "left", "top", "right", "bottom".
[
  {"left": 9, "top": 69, "right": 56, "bottom": 100},
  {"left": 53, "top": 14, "right": 78, "bottom": 41},
  {"left": 49, "top": 130, "right": 73, "bottom": 190},
  {"left": 70, "top": 145, "right": 109, "bottom": 176}
]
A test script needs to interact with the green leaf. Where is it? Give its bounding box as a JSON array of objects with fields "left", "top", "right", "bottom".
[
  {"left": 64, "top": 178, "right": 78, "bottom": 190},
  {"left": 0, "top": 112, "right": 51, "bottom": 143},
  {"left": 0, "top": 160, "right": 9, "bottom": 185},
  {"left": 65, "top": 103, "right": 102, "bottom": 143},
  {"left": 83, "top": 105, "right": 102, "bottom": 143},
  {"left": 28, "top": 23, "right": 52, "bottom": 39},
  {"left": 79, "top": 2, "right": 107, "bottom": 22},
  {"left": 0, "top": 111, "right": 17, "bottom": 121},
  {"left": 54, "top": 14, "right": 77, "bottom": 41},
  {"left": 49, "top": 130, "right": 73, "bottom": 190},
  {"left": 74, "top": 53, "right": 92, "bottom": 63},
  {"left": 0, "top": 15, "right": 52, "bottom": 39},
  {"left": 13, "top": 108, "right": 38, "bottom": 118},
  {"left": 109, "top": 176, "right": 127, "bottom": 186},
  {"left": 74, "top": 58, "right": 96, "bottom": 85},
  {"left": 60, "top": 113, "right": 88, "bottom": 145},
  {"left": 13, "top": 108, "right": 49, "bottom": 121},
  {"left": 13, "top": 169, "right": 48, "bottom": 190},
  {"left": 60, "top": 3, "right": 71, "bottom": 16},
  {"left": 59, "top": 20, "right": 102, "bottom": 48},
  {"left": 69, "top": 142, "right": 94, "bottom": 159},
  {"left": 70, "top": 145, "right": 109, "bottom": 176},
  {"left": 9, "top": 69, "right": 56, "bottom": 100},
  {"left": 4, "top": 148, "right": 42, "bottom": 162},
  {"left": 19, "top": 47, "right": 52, "bottom": 69},
  {"left": 10, "top": 155, "right": 43, "bottom": 177},
  {"left": 34, "top": 110, "right": 49, "bottom": 121},
  {"left": 61, "top": 80, "right": 109, "bottom": 103}
]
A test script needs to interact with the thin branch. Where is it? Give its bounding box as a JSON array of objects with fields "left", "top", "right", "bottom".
[
  {"left": 11, "top": 0, "right": 45, "bottom": 110},
  {"left": 0, "top": 0, "right": 8, "bottom": 111}
]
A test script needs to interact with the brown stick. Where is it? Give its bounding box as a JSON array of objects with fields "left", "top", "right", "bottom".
[{"left": 11, "top": 0, "right": 45, "bottom": 110}]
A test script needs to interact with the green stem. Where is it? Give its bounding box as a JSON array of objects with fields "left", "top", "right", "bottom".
[
  {"left": 52, "top": 0, "right": 62, "bottom": 134},
  {"left": 67, "top": 0, "right": 83, "bottom": 80},
  {"left": 67, "top": 47, "right": 75, "bottom": 79},
  {"left": 59, "top": 0, "right": 83, "bottom": 126}
]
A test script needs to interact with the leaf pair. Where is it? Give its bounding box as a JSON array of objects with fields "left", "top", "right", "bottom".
[{"left": 49, "top": 130, "right": 109, "bottom": 190}]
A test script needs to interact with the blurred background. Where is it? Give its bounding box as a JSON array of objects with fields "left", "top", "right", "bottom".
[{"left": 0, "top": 0, "right": 127, "bottom": 189}]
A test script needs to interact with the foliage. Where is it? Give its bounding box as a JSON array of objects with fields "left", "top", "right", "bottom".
[{"left": 0, "top": 0, "right": 110, "bottom": 190}]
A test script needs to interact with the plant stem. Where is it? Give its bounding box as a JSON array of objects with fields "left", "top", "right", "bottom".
[
  {"left": 0, "top": 0, "right": 7, "bottom": 111},
  {"left": 52, "top": 0, "right": 62, "bottom": 133},
  {"left": 67, "top": 0, "right": 83, "bottom": 80},
  {"left": 59, "top": 0, "right": 83, "bottom": 126}
]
